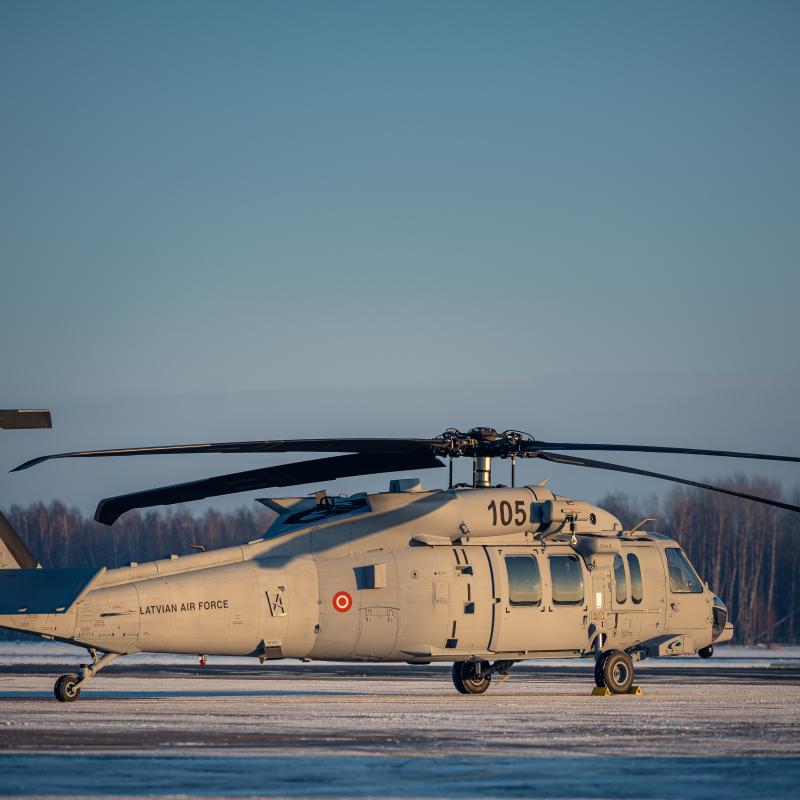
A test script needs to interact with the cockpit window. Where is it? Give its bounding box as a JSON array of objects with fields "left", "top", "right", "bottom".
[{"left": 666, "top": 548, "right": 703, "bottom": 594}]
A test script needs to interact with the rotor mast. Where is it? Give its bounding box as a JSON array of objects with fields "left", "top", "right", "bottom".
[
  {"left": 441, "top": 427, "right": 528, "bottom": 489},
  {"left": 470, "top": 428, "right": 497, "bottom": 488}
]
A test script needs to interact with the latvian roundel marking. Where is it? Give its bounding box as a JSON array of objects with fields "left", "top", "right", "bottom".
[{"left": 332, "top": 591, "right": 353, "bottom": 613}]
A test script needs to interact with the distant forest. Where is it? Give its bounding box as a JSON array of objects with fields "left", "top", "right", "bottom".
[{"left": 3, "top": 475, "right": 800, "bottom": 644}]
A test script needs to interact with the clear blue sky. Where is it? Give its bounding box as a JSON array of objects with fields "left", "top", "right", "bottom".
[{"left": 2, "top": 1, "right": 799, "bottom": 518}]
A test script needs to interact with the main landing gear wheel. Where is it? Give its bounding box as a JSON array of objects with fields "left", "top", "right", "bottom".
[
  {"left": 54, "top": 674, "right": 81, "bottom": 703},
  {"left": 452, "top": 660, "right": 491, "bottom": 695},
  {"left": 594, "top": 654, "right": 607, "bottom": 688},
  {"left": 596, "top": 650, "right": 635, "bottom": 695},
  {"left": 698, "top": 645, "right": 714, "bottom": 659}
]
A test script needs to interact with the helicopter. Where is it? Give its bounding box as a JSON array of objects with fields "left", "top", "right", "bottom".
[{"left": 2, "top": 421, "right": 800, "bottom": 702}]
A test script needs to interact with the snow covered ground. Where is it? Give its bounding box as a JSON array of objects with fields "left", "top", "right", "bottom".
[
  {"left": 0, "top": 640, "right": 798, "bottom": 798},
  {"left": 2, "top": 639, "right": 799, "bottom": 668}
]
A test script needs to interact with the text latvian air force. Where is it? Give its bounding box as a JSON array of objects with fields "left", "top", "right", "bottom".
[{"left": 139, "top": 600, "right": 229, "bottom": 615}]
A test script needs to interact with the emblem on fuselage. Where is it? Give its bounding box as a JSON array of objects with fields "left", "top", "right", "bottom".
[
  {"left": 265, "top": 590, "right": 286, "bottom": 617},
  {"left": 332, "top": 591, "right": 352, "bottom": 612}
]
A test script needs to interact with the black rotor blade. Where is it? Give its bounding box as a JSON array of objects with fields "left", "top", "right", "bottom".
[
  {"left": 528, "top": 441, "right": 800, "bottom": 464},
  {"left": 0, "top": 410, "right": 52, "bottom": 430},
  {"left": 536, "top": 451, "right": 800, "bottom": 514},
  {"left": 94, "top": 451, "right": 445, "bottom": 526},
  {"left": 13, "top": 437, "right": 442, "bottom": 472}
]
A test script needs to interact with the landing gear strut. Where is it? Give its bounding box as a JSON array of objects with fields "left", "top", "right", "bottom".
[{"left": 54, "top": 649, "right": 120, "bottom": 703}]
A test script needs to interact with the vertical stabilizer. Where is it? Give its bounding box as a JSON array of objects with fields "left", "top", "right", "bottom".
[
  {"left": 0, "top": 510, "right": 38, "bottom": 569},
  {"left": 1, "top": 406, "right": 49, "bottom": 567}
]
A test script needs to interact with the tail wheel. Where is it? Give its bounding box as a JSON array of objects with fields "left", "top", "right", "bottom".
[
  {"left": 600, "top": 650, "right": 635, "bottom": 694},
  {"left": 54, "top": 674, "right": 81, "bottom": 703},
  {"left": 452, "top": 660, "right": 491, "bottom": 695}
]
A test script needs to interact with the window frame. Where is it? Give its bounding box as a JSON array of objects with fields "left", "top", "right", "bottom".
[{"left": 504, "top": 554, "right": 542, "bottom": 607}]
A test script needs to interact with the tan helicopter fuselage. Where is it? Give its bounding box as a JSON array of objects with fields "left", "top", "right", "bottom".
[{"left": 1, "top": 484, "right": 732, "bottom": 664}]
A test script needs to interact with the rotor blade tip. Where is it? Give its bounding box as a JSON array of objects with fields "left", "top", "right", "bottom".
[{"left": 94, "top": 501, "right": 118, "bottom": 526}]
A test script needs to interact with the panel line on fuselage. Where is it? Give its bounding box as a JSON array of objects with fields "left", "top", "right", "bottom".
[{"left": 482, "top": 545, "right": 495, "bottom": 652}]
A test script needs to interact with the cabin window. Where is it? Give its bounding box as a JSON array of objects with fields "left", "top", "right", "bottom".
[
  {"left": 505, "top": 556, "right": 541, "bottom": 606},
  {"left": 549, "top": 555, "right": 584, "bottom": 605},
  {"left": 614, "top": 554, "right": 627, "bottom": 604},
  {"left": 627, "top": 553, "right": 643, "bottom": 604},
  {"left": 666, "top": 548, "right": 703, "bottom": 594}
]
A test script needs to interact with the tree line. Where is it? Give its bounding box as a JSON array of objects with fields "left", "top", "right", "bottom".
[
  {"left": 3, "top": 475, "right": 800, "bottom": 643},
  {"left": 4, "top": 501, "right": 274, "bottom": 570}
]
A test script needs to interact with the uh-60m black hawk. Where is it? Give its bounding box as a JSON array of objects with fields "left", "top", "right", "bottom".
[{"left": 2, "top": 416, "right": 800, "bottom": 702}]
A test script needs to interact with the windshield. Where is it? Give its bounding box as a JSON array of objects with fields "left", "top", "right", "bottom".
[{"left": 666, "top": 548, "right": 703, "bottom": 593}]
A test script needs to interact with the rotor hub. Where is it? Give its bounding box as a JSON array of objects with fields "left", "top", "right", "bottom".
[{"left": 437, "top": 427, "right": 534, "bottom": 459}]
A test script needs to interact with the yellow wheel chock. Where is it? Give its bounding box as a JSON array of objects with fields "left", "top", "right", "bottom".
[{"left": 591, "top": 685, "right": 642, "bottom": 696}]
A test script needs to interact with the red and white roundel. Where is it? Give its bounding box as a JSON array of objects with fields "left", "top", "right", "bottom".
[{"left": 332, "top": 591, "right": 353, "bottom": 613}]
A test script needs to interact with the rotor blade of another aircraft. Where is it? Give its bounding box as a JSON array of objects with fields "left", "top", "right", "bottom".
[
  {"left": 529, "top": 441, "right": 800, "bottom": 463},
  {"left": 13, "top": 437, "right": 442, "bottom": 472},
  {"left": 0, "top": 410, "right": 52, "bottom": 430},
  {"left": 536, "top": 451, "right": 800, "bottom": 514},
  {"left": 94, "top": 451, "right": 445, "bottom": 525}
]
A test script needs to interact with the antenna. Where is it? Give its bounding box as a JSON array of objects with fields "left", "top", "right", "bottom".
[{"left": 625, "top": 518, "right": 656, "bottom": 536}]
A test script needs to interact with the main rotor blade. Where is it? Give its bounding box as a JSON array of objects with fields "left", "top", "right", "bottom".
[
  {"left": 0, "top": 410, "right": 52, "bottom": 430},
  {"left": 94, "top": 451, "right": 445, "bottom": 525},
  {"left": 536, "top": 451, "right": 800, "bottom": 514},
  {"left": 13, "top": 437, "right": 442, "bottom": 472},
  {"left": 529, "top": 441, "right": 800, "bottom": 464}
]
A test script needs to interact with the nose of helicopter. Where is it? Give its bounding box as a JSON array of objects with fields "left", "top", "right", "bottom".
[{"left": 712, "top": 595, "right": 734, "bottom": 643}]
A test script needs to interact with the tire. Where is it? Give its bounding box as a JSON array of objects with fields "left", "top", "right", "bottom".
[
  {"left": 594, "top": 653, "right": 608, "bottom": 688},
  {"left": 54, "top": 674, "right": 81, "bottom": 703},
  {"left": 601, "top": 650, "right": 634, "bottom": 695},
  {"left": 451, "top": 662, "right": 468, "bottom": 694},
  {"left": 698, "top": 645, "right": 714, "bottom": 659},
  {"left": 454, "top": 660, "right": 491, "bottom": 695}
]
